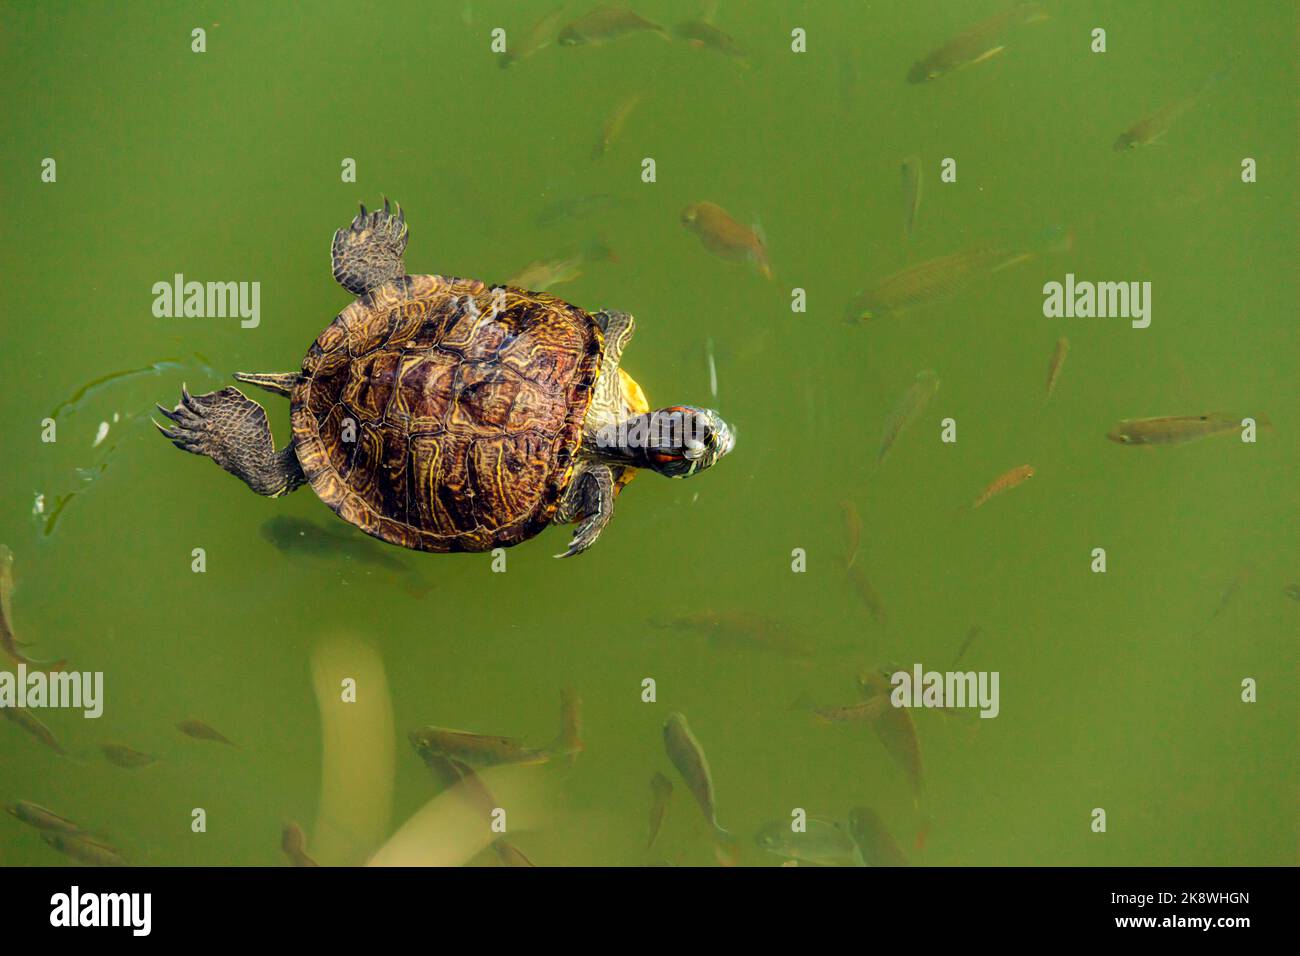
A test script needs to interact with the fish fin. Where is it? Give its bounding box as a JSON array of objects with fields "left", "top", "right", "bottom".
[
  {"left": 970, "top": 45, "right": 1006, "bottom": 66},
  {"left": 749, "top": 215, "right": 773, "bottom": 281}
]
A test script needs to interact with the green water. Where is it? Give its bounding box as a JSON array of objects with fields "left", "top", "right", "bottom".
[{"left": 1, "top": 0, "right": 1295, "bottom": 867}]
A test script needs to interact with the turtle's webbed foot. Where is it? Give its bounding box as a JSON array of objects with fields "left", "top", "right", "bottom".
[
  {"left": 155, "top": 385, "right": 303, "bottom": 498},
  {"left": 331, "top": 196, "right": 409, "bottom": 296},
  {"left": 555, "top": 465, "right": 615, "bottom": 559}
]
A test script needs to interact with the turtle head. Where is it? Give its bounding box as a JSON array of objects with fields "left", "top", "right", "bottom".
[{"left": 593, "top": 406, "right": 735, "bottom": 478}]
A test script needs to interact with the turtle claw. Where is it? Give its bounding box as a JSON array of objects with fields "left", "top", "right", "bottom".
[
  {"left": 332, "top": 198, "right": 410, "bottom": 296},
  {"left": 151, "top": 418, "right": 178, "bottom": 441}
]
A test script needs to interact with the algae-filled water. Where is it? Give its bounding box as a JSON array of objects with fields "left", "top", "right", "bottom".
[{"left": 1, "top": 1, "right": 1295, "bottom": 868}]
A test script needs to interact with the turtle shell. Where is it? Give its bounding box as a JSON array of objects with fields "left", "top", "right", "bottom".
[{"left": 290, "top": 274, "right": 603, "bottom": 552}]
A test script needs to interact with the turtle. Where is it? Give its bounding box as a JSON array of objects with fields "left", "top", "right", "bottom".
[{"left": 156, "top": 199, "right": 734, "bottom": 557}]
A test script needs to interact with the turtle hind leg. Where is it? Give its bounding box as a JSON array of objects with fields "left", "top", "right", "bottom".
[
  {"left": 554, "top": 464, "right": 616, "bottom": 558},
  {"left": 155, "top": 386, "right": 305, "bottom": 497},
  {"left": 331, "top": 197, "right": 409, "bottom": 296}
]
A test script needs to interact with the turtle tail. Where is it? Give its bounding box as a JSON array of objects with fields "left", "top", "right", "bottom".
[{"left": 233, "top": 372, "right": 300, "bottom": 397}]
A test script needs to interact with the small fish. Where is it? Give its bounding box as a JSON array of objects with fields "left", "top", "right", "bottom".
[
  {"left": 900, "top": 156, "right": 923, "bottom": 241},
  {"left": 1106, "top": 414, "right": 1260, "bottom": 446},
  {"left": 5, "top": 800, "right": 85, "bottom": 835},
  {"left": 260, "top": 516, "right": 408, "bottom": 574},
  {"left": 506, "top": 238, "right": 615, "bottom": 292},
  {"left": 755, "top": 817, "right": 864, "bottom": 866},
  {"left": 971, "top": 464, "right": 1034, "bottom": 509},
  {"left": 846, "top": 244, "right": 1021, "bottom": 321},
  {"left": 409, "top": 726, "right": 550, "bottom": 768},
  {"left": 264, "top": 515, "right": 433, "bottom": 596},
  {"left": 558, "top": 5, "right": 669, "bottom": 46},
  {"left": 647, "top": 771, "right": 673, "bottom": 850},
  {"left": 534, "top": 193, "right": 626, "bottom": 228},
  {"left": 493, "top": 839, "right": 536, "bottom": 866},
  {"left": 662, "top": 712, "right": 729, "bottom": 840},
  {"left": 0, "top": 545, "right": 65, "bottom": 669},
  {"left": 847, "top": 807, "right": 909, "bottom": 867},
  {"left": 845, "top": 562, "right": 888, "bottom": 626},
  {"left": 0, "top": 545, "right": 15, "bottom": 645},
  {"left": 681, "top": 202, "right": 772, "bottom": 279},
  {"left": 876, "top": 370, "right": 940, "bottom": 467},
  {"left": 1284, "top": 584, "right": 1300, "bottom": 602},
  {"left": 1193, "top": 565, "right": 1253, "bottom": 638},
  {"left": 176, "top": 718, "right": 236, "bottom": 746},
  {"left": 101, "top": 741, "right": 159, "bottom": 769},
  {"left": 672, "top": 20, "right": 747, "bottom": 62},
  {"left": 592, "top": 92, "right": 643, "bottom": 159},
  {"left": 907, "top": 2, "right": 1047, "bottom": 83},
  {"left": 551, "top": 687, "right": 584, "bottom": 767},
  {"left": 841, "top": 500, "right": 862, "bottom": 569},
  {"left": 650, "top": 610, "right": 813, "bottom": 658},
  {"left": 1, "top": 706, "right": 66, "bottom": 755},
  {"left": 499, "top": 5, "right": 568, "bottom": 68},
  {"left": 859, "top": 669, "right": 924, "bottom": 803},
  {"left": 1114, "top": 72, "right": 1222, "bottom": 151},
  {"left": 42, "top": 832, "right": 126, "bottom": 867},
  {"left": 281, "top": 821, "right": 319, "bottom": 867},
  {"left": 1045, "top": 336, "right": 1069, "bottom": 401}
]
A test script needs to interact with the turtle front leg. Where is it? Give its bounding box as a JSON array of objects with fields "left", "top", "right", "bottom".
[
  {"left": 155, "top": 386, "right": 305, "bottom": 497},
  {"left": 554, "top": 463, "right": 616, "bottom": 558}
]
